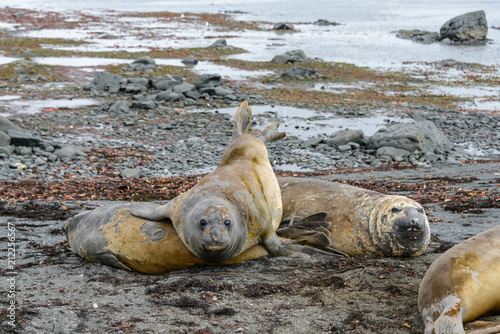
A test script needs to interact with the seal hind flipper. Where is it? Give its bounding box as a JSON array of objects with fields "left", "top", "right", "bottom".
[
  {"left": 257, "top": 121, "right": 286, "bottom": 143},
  {"left": 232, "top": 100, "right": 252, "bottom": 140},
  {"left": 264, "top": 234, "right": 346, "bottom": 258},
  {"left": 465, "top": 321, "right": 500, "bottom": 334}
]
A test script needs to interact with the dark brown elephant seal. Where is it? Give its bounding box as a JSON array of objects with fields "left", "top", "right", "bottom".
[
  {"left": 276, "top": 177, "right": 430, "bottom": 257},
  {"left": 130, "top": 101, "right": 341, "bottom": 263},
  {"left": 418, "top": 225, "right": 500, "bottom": 334},
  {"left": 64, "top": 203, "right": 270, "bottom": 274}
]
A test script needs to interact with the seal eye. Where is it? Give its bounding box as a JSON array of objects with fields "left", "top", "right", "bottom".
[
  {"left": 417, "top": 208, "right": 424, "bottom": 214},
  {"left": 223, "top": 219, "right": 231, "bottom": 227},
  {"left": 391, "top": 207, "right": 402, "bottom": 213},
  {"left": 200, "top": 219, "right": 208, "bottom": 227}
]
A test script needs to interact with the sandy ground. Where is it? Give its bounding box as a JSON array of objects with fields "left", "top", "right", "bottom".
[{"left": 1, "top": 161, "right": 499, "bottom": 334}]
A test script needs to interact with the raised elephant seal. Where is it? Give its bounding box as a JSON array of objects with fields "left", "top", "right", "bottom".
[
  {"left": 276, "top": 177, "right": 430, "bottom": 257},
  {"left": 418, "top": 225, "right": 500, "bottom": 334},
  {"left": 131, "top": 101, "right": 341, "bottom": 263},
  {"left": 64, "top": 203, "right": 269, "bottom": 274}
]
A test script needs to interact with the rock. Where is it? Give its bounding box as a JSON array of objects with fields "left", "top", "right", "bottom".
[
  {"left": 194, "top": 74, "right": 223, "bottom": 89},
  {"left": 152, "top": 79, "right": 181, "bottom": 91},
  {"left": 131, "top": 100, "right": 156, "bottom": 110},
  {"left": 130, "top": 57, "right": 156, "bottom": 70},
  {"left": 157, "top": 91, "right": 182, "bottom": 102},
  {"left": 368, "top": 121, "right": 452, "bottom": 156},
  {"left": 124, "top": 84, "right": 147, "bottom": 94},
  {"left": 0, "top": 146, "right": 11, "bottom": 156},
  {"left": 271, "top": 49, "right": 312, "bottom": 65},
  {"left": 53, "top": 147, "right": 87, "bottom": 160},
  {"left": 6, "top": 129, "right": 44, "bottom": 147},
  {"left": 376, "top": 147, "right": 411, "bottom": 161},
  {"left": 282, "top": 67, "right": 316, "bottom": 78},
  {"left": 0, "top": 115, "right": 22, "bottom": 133},
  {"left": 273, "top": 22, "right": 295, "bottom": 30},
  {"left": 121, "top": 168, "right": 141, "bottom": 178},
  {"left": 185, "top": 91, "right": 202, "bottom": 100},
  {"left": 181, "top": 56, "right": 199, "bottom": 65},
  {"left": 0, "top": 131, "right": 10, "bottom": 146},
  {"left": 173, "top": 83, "right": 196, "bottom": 94},
  {"left": 87, "top": 72, "right": 124, "bottom": 93},
  {"left": 337, "top": 144, "right": 352, "bottom": 152},
  {"left": 108, "top": 101, "right": 131, "bottom": 114},
  {"left": 396, "top": 29, "right": 441, "bottom": 44},
  {"left": 210, "top": 39, "right": 228, "bottom": 48},
  {"left": 313, "top": 19, "right": 340, "bottom": 26},
  {"left": 214, "top": 86, "right": 233, "bottom": 96},
  {"left": 440, "top": 10, "right": 488, "bottom": 42},
  {"left": 326, "top": 129, "right": 366, "bottom": 147},
  {"left": 127, "top": 78, "right": 149, "bottom": 87}
]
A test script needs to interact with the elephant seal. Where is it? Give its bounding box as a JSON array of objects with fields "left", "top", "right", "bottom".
[
  {"left": 418, "top": 225, "right": 500, "bottom": 334},
  {"left": 64, "top": 203, "right": 334, "bottom": 274},
  {"left": 131, "top": 101, "right": 341, "bottom": 263},
  {"left": 276, "top": 177, "right": 430, "bottom": 257},
  {"left": 64, "top": 203, "right": 269, "bottom": 274}
]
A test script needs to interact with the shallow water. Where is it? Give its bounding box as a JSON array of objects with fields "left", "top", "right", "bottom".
[{"left": 0, "top": 98, "right": 101, "bottom": 117}]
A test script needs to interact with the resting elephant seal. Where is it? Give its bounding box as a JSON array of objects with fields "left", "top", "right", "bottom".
[
  {"left": 64, "top": 203, "right": 269, "bottom": 274},
  {"left": 130, "top": 101, "right": 340, "bottom": 263},
  {"left": 418, "top": 225, "right": 500, "bottom": 334},
  {"left": 276, "top": 177, "right": 430, "bottom": 257}
]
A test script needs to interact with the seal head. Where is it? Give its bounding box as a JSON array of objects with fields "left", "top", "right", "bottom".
[
  {"left": 183, "top": 198, "right": 246, "bottom": 263},
  {"left": 372, "top": 196, "right": 430, "bottom": 257}
]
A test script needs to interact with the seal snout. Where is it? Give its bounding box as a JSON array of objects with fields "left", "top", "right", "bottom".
[{"left": 199, "top": 218, "right": 232, "bottom": 252}]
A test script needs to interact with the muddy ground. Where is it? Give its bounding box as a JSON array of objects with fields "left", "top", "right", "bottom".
[{"left": 1, "top": 161, "right": 499, "bottom": 334}]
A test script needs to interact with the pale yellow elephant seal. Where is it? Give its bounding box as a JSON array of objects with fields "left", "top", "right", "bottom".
[
  {"left": 418, "top": 225, "right": 500, "bottom": 334},
  {"left": 276, "top": 177, "right": 430, "bottom": 257}
]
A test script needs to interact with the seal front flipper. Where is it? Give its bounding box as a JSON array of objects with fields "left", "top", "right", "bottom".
[{"left": 130, "top": 202, "right": 172, "bottom": 221}]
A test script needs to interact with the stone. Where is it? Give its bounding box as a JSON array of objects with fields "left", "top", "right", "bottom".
[
  {"left": 326, "top": 129, "right": 366, "bottom": 147},
  {"left": 127, "top": 78, "right": 149, "bottom": 87},
  {"left": 313, "top": 19, "right": 340, "bottom": 26},
  {"left": 181, "top": 55, "right": 199, "bottom": 65},
  {"left": 157, "top": 91, "right": 182, "bottom": 102},
  {"left": 0, "top": 115, "right": 22, "bottom": 134},
  {"left": 108, "top": 101, "right": 131, "bottom": 114},
  {"left": 53, "top": 147, "right": 87, "bottom": 160},
  {"left": 6, "top": 129, "right": 43, "bottom": 147},
  {"left": 124, "top": 84, "right": 147, "bottom": 94},
  {"left": 368, "top": 121, "right": 452, "bottom": 155},
  {"left": 121, "top": 168, "right": 141, "bottom": 178},
  {"left": 0, "top": 131, "right": 10, "bottom": 147},
  {"left": 194, "top": 74, "right": 223, "bottom": 88},
  {"left": 440, "top": 11, "right": 488, "bottom": 42},
  {"left": 396, "top": 29, "right": 441, "bottom": 44},
  {"left": 214, "top": 86, "right": 233, "bottom": 96},
  {"left": 152, "top": 79, "right": 181, "bottom": 90},
  {"left": 271, "top": 49, "right": 310, "bottom": 65},
  {"left": 173, "top": 83, "right": 196, "bottom": 94},
  {"left": 132, "top": 56, "right": 156, "bottom": 66},
  {"left": 131, "top": 100, "right": 156, "bottom": 110},
  {"left": 185, "top": 90, "right": 202, "bottom": 100},
  {"left": 273, "top": 22, "right": 295, "bottom": 30},
  {"left": 376, "top": 147, "right": 411, "bottom": 161},
  {"left": 282, "top": 67, "right": 316, "bottom": 78},
  {"left": 210, "top": 39, "right": 228, "bottom": 48},
  {"left": 87, "top": 72, "right": 124, "bottom": 93}
]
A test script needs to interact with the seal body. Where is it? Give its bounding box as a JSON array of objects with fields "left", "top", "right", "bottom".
[
  {"left": 277, "top": 177, "right": 430, "bottom": 257},
  {"left": 64, "top": 203, "right": 269, "bottom": 274},
  {"left": 131, "top": 101, "right": 335, "bottom": 263},
  {"left": 418, "top": 225, "right": 500, "bottom": 334}
]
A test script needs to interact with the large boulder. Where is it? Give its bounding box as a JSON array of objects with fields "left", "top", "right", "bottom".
[
  {"left": 0, "top": 116, "right": 22, "bottom": 134},
  {"left": 87, "top": 72, "right": 124, "bottom": 93},
  {"left": 271, "top": 50, "right": 311, "bottom": 65},
  {"left": 367, "top": 121, "right": 453, "bottom": 155},
  {"left": 282, "top": 67, "right": 316, "bottom": 79},
  {"left": 194, "top": 74, "right": 223, "bottom": 89},
  {"left": 440, "top": 11, "right": 488, "bottom": 42},
  {"left": 326, "top": 129, "right": 366, "bottom": 147}
]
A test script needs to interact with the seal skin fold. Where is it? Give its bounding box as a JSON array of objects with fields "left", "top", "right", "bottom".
[
  {"left": 277, "top": 177, "right": 430, "bottom": 257},
  {"left": 63, "top": 203, "right": 269, "bottom": 274},
  {"left": 418, "top": 225, "right": 500, "bottom": 334}
]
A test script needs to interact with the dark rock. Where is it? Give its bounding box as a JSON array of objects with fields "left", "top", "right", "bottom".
[
  {"left": 153, "top": 79, "right": 181, "bottom": 91},
  {"left": 131, "top": 100, "right": 156, "bottom": 110},
  {"left": 157, "top": 91, "right": 182, "bottom": 102},
  {"left": 108, "top": 101, "right": 131, "bottom": 114},
  {"left": 129, "top": 57, "right": 156, "bottom": 71},
  {"left": 185, "top": 91, "right": 202, "bottom": 100},
  {"left": 313, "top": 19, "right": 340, "bottom": 26},
  {"left": 132, "top": 56, "right": 156, "bottom": 66},
  {"left": 273, "top": 22, "right": 295, "bottom": 30},
  {"left": 326, "top": 129, "right": 366, "bottom": 147},
  {"left": 87, "top": 72, "right": 124, "bottom": 93},
  {"left": 376, "top": 147, "right": 411, "bottom": 162},
  {"left": 396, "top": 29, "right": 441, "bottom": 44},
  {"left": 271, "top": 49, "right": 311, "bottom": 65},
  {"left": 0, "top": 116, "right": 22, "bottom": 134},
  {"left": 210, "top": 39, "right": 228, "bottom": 48},
  {"left": 173, "top": 83, "right": 196, "bottom": 94},
  {"left": 194, "top": 74, "right": 223, "bottom": 88},
  {"left": 181, "top": 55, "right": 199, "bottom": 65},
  {"left": 0, "top": 131, "right": 11, "bottom": 147},
  {"left": 282, "top": 67, "right": 316, "bottom": 78},
  {"left": 124, "top": 84, "right": 147, "bottom": 94},
  {"left": 440, "top": 10, "right": 488, "bottom": 42},
  {"left": 6, "top": 129, "right": 44, "bottom": 147},
  {"left": 368, "top": 121, "right": 453, "bottom": 155},
  {"left": 127, "top": 78, "right": 150, "bottom": 87}
]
